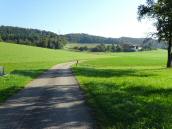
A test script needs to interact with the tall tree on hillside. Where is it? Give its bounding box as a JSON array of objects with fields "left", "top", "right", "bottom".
[{"left": 138, "top": 0, "right": 172, "bottom": 67}]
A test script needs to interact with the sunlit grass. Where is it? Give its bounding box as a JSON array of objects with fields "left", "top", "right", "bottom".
[
  {"left": 73, "top": 50, "right": 172, "bottom": 129},
  {"left": 1, "top": 42, "right": 171, "bottom": 129},
  {"left": 0, "top": 42, "right": 104, "bottom": 102}
]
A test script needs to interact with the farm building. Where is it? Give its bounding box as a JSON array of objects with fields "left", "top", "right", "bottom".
[{"left": 122, "top": 44, "right": 142, "bottom": 52}]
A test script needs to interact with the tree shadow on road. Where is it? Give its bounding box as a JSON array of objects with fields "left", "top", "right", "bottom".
[
  {"left": 11, "top": 68, "right": 74, "bottom": 79},
  {"left": 0, "top": 84, "right": 94, "bottom": 129},
  {"left": 0, "top": 67, "right": 76, "bottom": 103}
]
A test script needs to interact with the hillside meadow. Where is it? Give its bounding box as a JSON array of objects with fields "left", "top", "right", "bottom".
[
  {"left": 0, "top": 42, "right": 107, "bottom": 102},
  {"left": 1, "top": 42, "right": 172, "bottom": 129},
  {"left": 72, "top": 50, "right": 172, "bottom": 129}
]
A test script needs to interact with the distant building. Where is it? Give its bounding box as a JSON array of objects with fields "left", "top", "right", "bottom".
[{"left": 122, "top": 44, "right": 142, "bottom": 52}]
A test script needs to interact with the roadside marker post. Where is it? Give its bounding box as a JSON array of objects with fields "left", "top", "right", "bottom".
[{"left": 0, "top": 66, "right": 4, "bottom": 76}]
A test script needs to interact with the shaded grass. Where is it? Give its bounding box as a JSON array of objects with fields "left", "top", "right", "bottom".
[
  {"left": 73, "top": 54, "right": 172, "bottom": 129},
  {"left": 0, "top": 62, "right": 50, "bottom": 102}
]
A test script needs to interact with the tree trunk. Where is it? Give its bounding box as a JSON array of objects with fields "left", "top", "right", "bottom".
[{"left": 167, "top": 37, "right": 172, "bottom": 68}]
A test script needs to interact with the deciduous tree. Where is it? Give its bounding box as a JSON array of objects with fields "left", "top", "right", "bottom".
[{"left": 138, "top": 0, "right": 172, "bottom": 67}]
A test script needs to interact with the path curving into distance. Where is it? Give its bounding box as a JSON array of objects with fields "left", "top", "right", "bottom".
[{"left": 0, "top": 62, "right": 94, "bottom": 129}]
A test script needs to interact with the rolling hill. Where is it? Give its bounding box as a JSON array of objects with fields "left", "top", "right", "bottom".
[
  {"left": 0, "top": 26, "right": 67, "bottom": 49},
  {"left": 0, "top": 26, "right": 167, "bottom": 49},
  {"left": 64, "top": 33, "right": 167, "bottom": 49}
]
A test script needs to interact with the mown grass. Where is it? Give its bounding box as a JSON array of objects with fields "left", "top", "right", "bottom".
[
  {"left": 73, "top": 50, "right": 172, "bottom": 129},
  {"left": 0, "top": 42, "right": 108, "bottom": 102}
]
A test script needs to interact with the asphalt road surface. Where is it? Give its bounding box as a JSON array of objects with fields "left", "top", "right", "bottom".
[{"left": 0, "top": 62, "right": 94, "bottom": 129}]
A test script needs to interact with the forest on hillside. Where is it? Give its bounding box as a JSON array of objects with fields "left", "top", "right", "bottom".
[
  {"left": 0, "top": 26, "right": 67, "bottom": 49},
  {"left": 0, "top": 26, "right": 167, "bottom": 50},
  {"left": 65, "top": 33, "right": 167, "bottom": 49}
]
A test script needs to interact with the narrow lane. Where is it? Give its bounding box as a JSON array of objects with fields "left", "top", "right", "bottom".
[{"left": 0, "top": 62, "right": 93, "bottom": 129}]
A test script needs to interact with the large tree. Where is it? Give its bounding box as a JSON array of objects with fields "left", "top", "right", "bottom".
[{"left": 138, "top": 0, "right": 172, "bottom": 67}]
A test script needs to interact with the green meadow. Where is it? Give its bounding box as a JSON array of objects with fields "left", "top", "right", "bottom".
[
  {"left": 1, "top": 42, "right": 172, "bottom": 129},
  {"left": 0, "top": 42, "right": 106, "bottom": 102},
  {"left": 73, "top": 50, "right": 172, "bottom": 129}
]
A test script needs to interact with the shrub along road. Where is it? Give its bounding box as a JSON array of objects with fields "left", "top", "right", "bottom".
[{"left": 0, "top": 62, "right": 93, "bottom": 129}]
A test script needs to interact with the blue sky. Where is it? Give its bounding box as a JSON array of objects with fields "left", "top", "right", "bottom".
[{"left": 0, "top": 0, "right": 155, "bottom": 38}]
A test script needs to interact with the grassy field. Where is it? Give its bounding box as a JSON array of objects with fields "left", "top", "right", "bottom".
[
  {"left": 73, "top": 50, "right": 172, "bottom": 129},
  {"left": 1, "top": 42, "right": 172, "bottom": 129},
  {"left": 0, "top": 42, "right": 108, "bottom": 102}
]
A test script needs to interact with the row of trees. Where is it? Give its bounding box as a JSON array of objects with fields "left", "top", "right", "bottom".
[
  {"left": 73, "top": 44, "right": 135, "bottom": 52},
  {"left": 91, "top": 44, "right": 123, "bottom": 52},
  {"left": 0, "top": 26, "right": 67, "bottom": 49},
  {"left": 72, "top": 43, "right": 160, "bottom": 52}
]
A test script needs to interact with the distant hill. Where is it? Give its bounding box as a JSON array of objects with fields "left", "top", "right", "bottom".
[
  {"left": 0, "top": 26, "right": 67, "bottom": 49},
  {"left": 0, "top": 26, "right": 166, "bottom": 49},
  {"left": 64, "top": 33, "right": 117, "bottom": 44},
  {"left": 64, "top": 33, "right": 167, "bottom": 49}
]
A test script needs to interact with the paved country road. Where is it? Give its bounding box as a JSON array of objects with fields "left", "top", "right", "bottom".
[{"left": 0, "top": 62, "right": 94, "bottom": 129}]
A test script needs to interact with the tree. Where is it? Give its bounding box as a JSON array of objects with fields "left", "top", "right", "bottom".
[
  {"left": 106, "top": 45, "right": 112, "bottom": 52},
  {"left": 116, "top": 45, "right": 123, "bottom": 52},
  {"left": 79, "top": 46, "right": 88, "bottom": 51},
  {"left": 91, "top": 44, "right": 106, "bottom": 52},
  {"left": 111, "top": 44, "right": 116, "bottom": 52},
  {"left": 0, "top": 35, "right": 2, "bottom": 42},
  {"left": 138, "top": 0, "right": 172, "bottom": 67}
]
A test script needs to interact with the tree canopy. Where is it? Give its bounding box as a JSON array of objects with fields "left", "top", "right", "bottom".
[
  {"left": 138, "top": 0, "right": 172, "bottom": 41},
  {"left": 138, "top": 0, "right": 172, "bottom": 67}
]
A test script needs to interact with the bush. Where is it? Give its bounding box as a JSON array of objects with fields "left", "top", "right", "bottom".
[
  {"left": 91, "top": 44, "right": 106, "bottom": 52},
  {"left": 116, "top": 45, "right": 123, "bottom": 52},
  {"left": 79, "top": 46, "right": 88, "bottom": 51},
  {"left": 73, "top": 46, "right": 88, "bottom": 51}
]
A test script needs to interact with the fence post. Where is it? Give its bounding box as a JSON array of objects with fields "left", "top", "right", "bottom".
[{"left": 0, "top": 66, "right": 4, "bottom": 76}]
